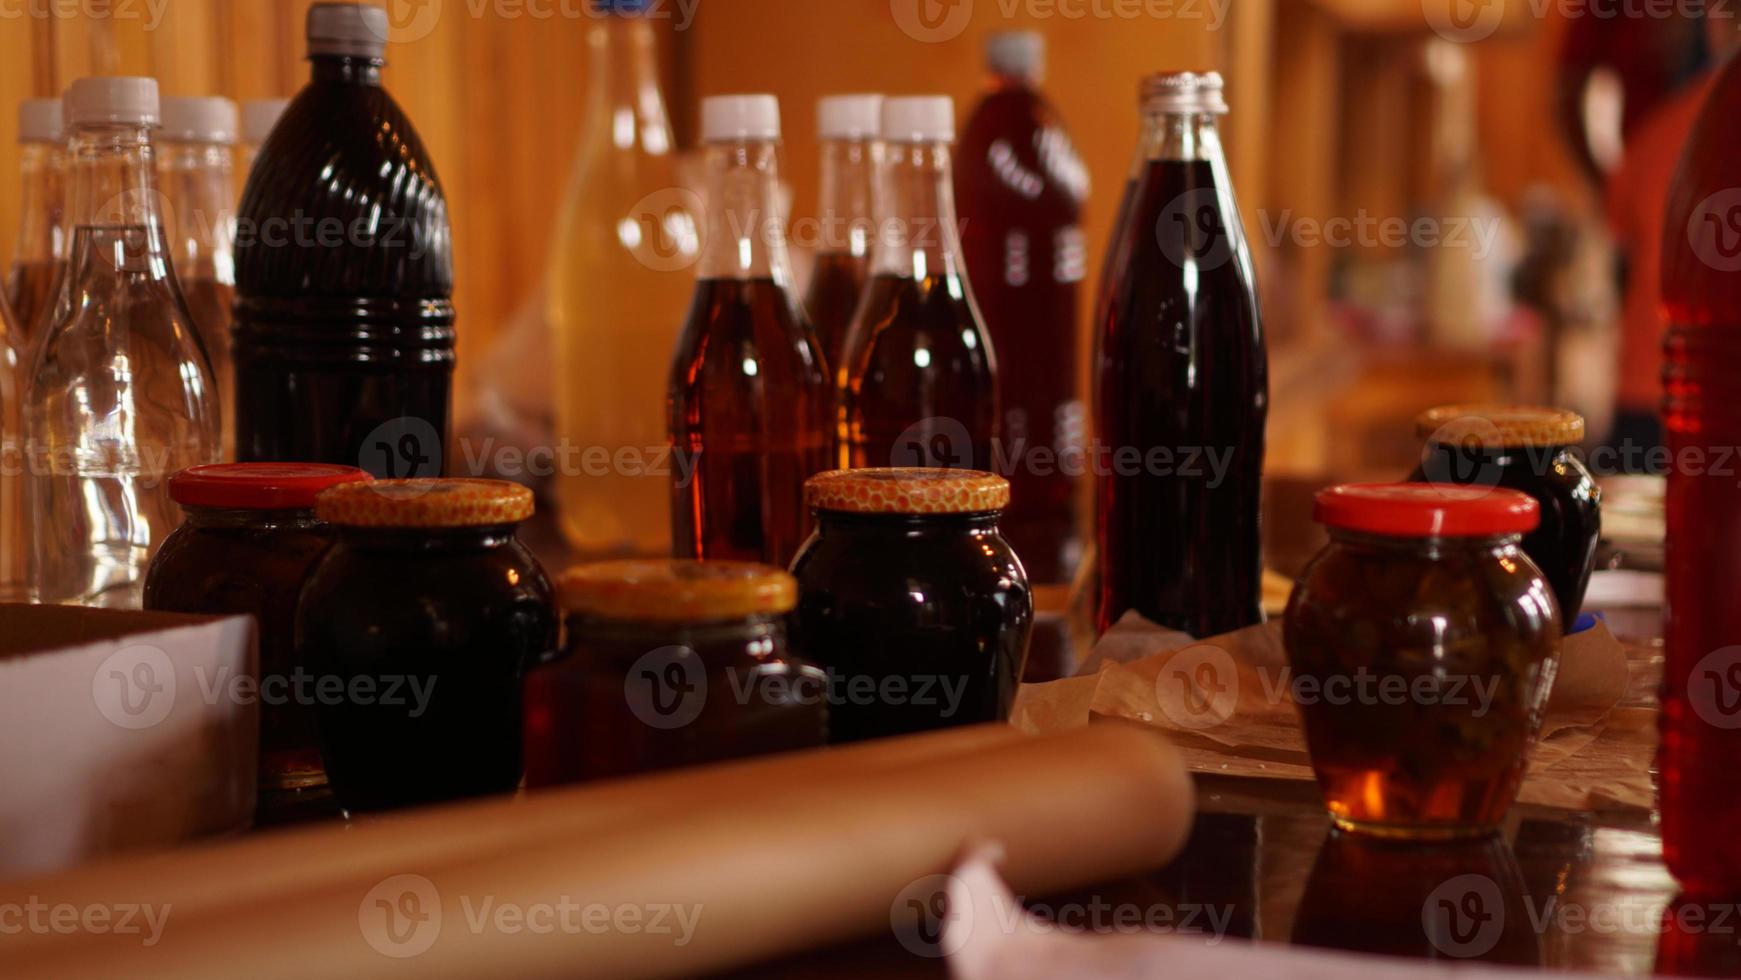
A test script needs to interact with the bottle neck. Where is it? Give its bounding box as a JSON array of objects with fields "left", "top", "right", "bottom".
[
  {"left": 157, "top": 140, "right": 236, "bottom": 281},
  {"left": 15, "top": 141, "right": 66, "bottom": 264},
  {"left": 1136, "top": 110, "right": 1227, "bottom": 164},
  {"left": 583, "top": 14, "right": 673, "bottom": 158},
  {"left": 816, "top": 137, "right": 878, "bottom": 259},
  {"left": 310, "top": 56, "right": 384, "bottom": 86},
  {"left": 697, "top": 138, "right": 793, "bottom": 283},
  {"left": 63, "top": 123, "right": 175, "bottom": 281},
  {"left": 872, "top": 139, "right": 967, "bottom": 281}
]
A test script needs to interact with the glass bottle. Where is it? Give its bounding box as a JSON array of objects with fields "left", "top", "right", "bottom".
[
  {"left": 549, "top": 0, "right": 698, "bottom": 556},
  {"left": 27, "top": 77, "right": 220, "bottom": 608},
  {"left": 238, "top": 97, "right": 288, "bottom": 177},
  {"left": 957, "top": 30, "right": 1090, "bottom": 585},
  {"left": 8, "top": 98, "right": 67, "bottom": 344},
  {"left": 803, "top": 94, "right": 880, "bottom": 371},
  {"left": 1094, "top": 72, "right": 1268, "bottom": 637},
  {"left": 669, "top": 95, "right": 831, "bottom": 567},
  {"left": 0, "top": 295, "right": 22, "bottom": 599},
  {"left": 158, "top": 96, "right": 239, "bottom": 458},
  {"left": 840, "top": 96, "right": 999, "bottom": 473}
]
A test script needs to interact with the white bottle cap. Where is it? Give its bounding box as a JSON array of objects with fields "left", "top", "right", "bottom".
[
  {"left": 307, "top": 3, "right": 389, "bottom": 60},
  {"left": 18, "top": 98, "right": 63, "bottom": 143},
  {"left": 701, "top": 94, "right": 782, "bottom": 142},
  {"left": 986, "top": 31, "right": 1044, "bottom": 81},
  {"left": 241, "top": 98, "right": 290, "bottom": 146},
  {"left": 63, "top": 76, "right": 161, "bottom": 129},
  {"left": 817, "top": 94, "right": 882, "bottom": 141},
  {"left": 160, "top": 96, "right": 239, "bottom": 145},
  {"left": 880, "top": 96, "right": 954, "bottom": 144}
]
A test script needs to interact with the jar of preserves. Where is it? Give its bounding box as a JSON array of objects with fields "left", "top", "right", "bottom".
[
  {"left": 523, "top": 560, "right": 826, "bottom": 787},
  {"left": 790, "top": 468, "right": 1033, "bottom": 743},
  {"left": 144, "top": 463, "right": 371, "bottom": 803},
  {"left": 1284, "top": 484, "right": 1561, "bottom": 839},
  {"left": 1410, "top": 405, "right": 1601, "bottom": 624},
  {"left": 296, "top": 479, "right": 556, "bottom": 813}
]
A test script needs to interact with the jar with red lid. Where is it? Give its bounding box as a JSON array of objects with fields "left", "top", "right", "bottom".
[
  {"left": 1283, "top": 484, "right": 1561, "bottom": 839},
  {"left": 296, "top": 479, "right": 557, "bottom": 813},
  {"left": 144, "top": 462, "right": 372, "bottom": 803},
  {"left": 523, "top": 560, "right": 826, "bottom": 787},
  {"left": 790, "top": 468, "right": 1033, "bottom": 743}
]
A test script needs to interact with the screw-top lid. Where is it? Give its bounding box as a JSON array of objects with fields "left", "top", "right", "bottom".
[
  {"left": 307, "top": 3, "right": 389, "bottom": 61},
  {"left": 1314, "top": 484, "right": 1540, "bottom": 538},
  {"left": 805, "top": 468, "right": 1009, "bottom": 515},
  {"left": 700, "top": 94, "right": 782, "bottom": 142},
  {"left": 1141, "top": 71, "right": 1228, "bottom": 115},
  {"left": 986, "top": 31, "right": 1044, "bottom": 81},
  {"left": 160, "top": 96, "right": 239, "bottom": 145},
  {"left": 64, "top": 77, "right": 161, "bottom": 128},
  {"left": 170, "top": 463, "right": 372, "bottom": 511},
  {"left": 817, "top": 94, "right": 883, "bottom": 141},
  {"left": 1416, "top": 405, "right": 1586, "bottom": 449},
  {"left": 241, "top": 98, "right": 290, "bottom": 146},
  {"left": 881, "top": 96, "right": 954, "bottom": 144},
  {"left": 18, "top": 99, "right": 63, "bottom": 143},
  {"left": 559, "top": 560, "right": 797, "bottom": 623},
  {"left": 316, "top": 479, "right": 534, "bottom": 528}
]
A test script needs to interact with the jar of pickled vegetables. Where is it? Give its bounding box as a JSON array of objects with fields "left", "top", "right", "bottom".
[{"left": 1283, "top": 484, "right": 1561, "bottom": 839}]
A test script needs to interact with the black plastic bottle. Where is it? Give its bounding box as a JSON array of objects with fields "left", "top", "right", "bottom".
[{"left": 232, "top": 3, "right": 454, "bottom": 477}]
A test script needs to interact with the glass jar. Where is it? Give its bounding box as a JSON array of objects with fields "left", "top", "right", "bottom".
[
  {"left": 524, "top": 560, "right": 826, "bottom": 787},
  {"left": 296, "top": 479, "right": 556, "bottom": 814},
  {"left": 144, "top": 463, "right": 371, "bottom": 803},
  {"left": 1284, "top": 484, "right": 1561, "bottom": 839},
  {"left": 790, "top": 468, "right": 1033, "bottom": 743},
  {"left": 1409, "top": 405, "right": 1601, "bottom": 624}
]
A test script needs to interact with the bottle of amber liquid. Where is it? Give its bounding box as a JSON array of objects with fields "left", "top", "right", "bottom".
[
  {"left": 670, "top": 95, "right": 831, "bottom": 567},
  {"left": 7, "top": 98, "right": 67, "bottom": 344},
  {"left": 802, "top": 94, "right": 880, "bottom": 372},
  {"left": 841, "top": 96, "right": 998, "bottom": 472}
]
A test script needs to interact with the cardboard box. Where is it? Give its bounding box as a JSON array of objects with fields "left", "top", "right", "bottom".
[{"left": 0, "top": 604, "right": 257, "bottom": 878}]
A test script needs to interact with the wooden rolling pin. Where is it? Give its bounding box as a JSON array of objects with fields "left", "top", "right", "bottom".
[{"left": 6, "top": 722, "right": 1193, "bottom": 979}]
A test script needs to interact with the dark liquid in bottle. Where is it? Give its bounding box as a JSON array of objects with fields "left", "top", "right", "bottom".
[
  {"left": 1095, "top": 159, "right": 1267, "bottom": 637},
  {"left": 670, "top": 277, "right": 831, "bottom": 567},
  {"left": 803, "top": 250, "right": 866, "bottom": 375},
  {"left": 5, "top": 259, "right": 62, "bottom": 342},
  {"left": 842, "top": 273, "right": 999, "bottom": 472},
  {"left": 233, "top": 59, "right": 454, "bottom": 477}
]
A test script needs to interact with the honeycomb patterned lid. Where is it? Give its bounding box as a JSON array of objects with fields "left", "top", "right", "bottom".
[
  {"left": 315, "top": 479, "right": 534, "bottom": 528},
  {"left": 1416, "top": 405, "right": 1585, "bottom": 449},
  {"left": 803, "top": 468, "right": 1010, "bottom": 515},
  {"left": 558, "top": 560, "right": 796, "bottom": 622}
]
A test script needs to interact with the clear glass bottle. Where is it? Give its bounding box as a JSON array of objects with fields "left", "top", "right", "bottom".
[
  {"left": 803, "top": 94, "right": 880, "bottom": 372},
  {"left": 840, "top": 96, "right": 999, "bottom": 473},
  {"left": 0, "top": 294, "right": 23, "bottom": 599},
  {"left": 669, "top": 96, "right": 831, "bottom": 567},
  {"left": 26, "top": 77, "right": 220, "bottom": 608},
  {"left": 549, "top": 1, "right": 698, "bottom": 556},
  {"left": 158, "top": 96, "right": 238, "bottom": 458},
  {"left": 8, "top": 98, "right": 68, "bottom": 344}
]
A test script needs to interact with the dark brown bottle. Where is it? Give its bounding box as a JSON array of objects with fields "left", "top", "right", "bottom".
[{"left": 232, "top": 4, "right": 454, "bottom": 477}]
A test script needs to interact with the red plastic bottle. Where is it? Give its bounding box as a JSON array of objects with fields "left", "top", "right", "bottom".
[
  {"left": 957, "top": 32, "right": 1090, "bottom": 585},
  {"left": 1659, "top": 51, "right": 1741, "bottom": 895}
]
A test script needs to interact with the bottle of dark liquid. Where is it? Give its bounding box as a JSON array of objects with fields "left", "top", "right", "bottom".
[
  {"left": 1094, "top": 72, "right": 1267, "bottom": 637},
  {"left": 803, "top": 94, "right": 880, "bottom": 372},
  {"left": 232, "top": 3, "right": 454, "bottom": 477},
  {"left": 7, "top": 98, "right": 67, "bottom": 344},
  {"left": 841, "top": 96, "right": 999, "bottom": 472},
  {"left": 669, "top": 95, "right": 831, "bottom": 567},
  {"left": 957, "top": 31, "right": 1089, "bottom": 585}
]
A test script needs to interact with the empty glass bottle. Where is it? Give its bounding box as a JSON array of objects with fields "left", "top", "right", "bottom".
[{"left": 8, "top": 98, "right": 67, "bottom": 344}]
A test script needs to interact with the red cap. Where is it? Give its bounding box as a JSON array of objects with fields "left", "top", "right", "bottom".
[
  {"left": 1313, "top": 483, "right": 1540, "bottom": 538},
  {"left": 169, "top": 463, "right": 372, "bottom": 511}
]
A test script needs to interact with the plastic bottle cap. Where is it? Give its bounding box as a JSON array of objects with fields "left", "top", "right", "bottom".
[
  {"left": 1141, "top": 71, "right": 1229, "bottom": 115},
  {"left": 63, "top": 77, "right": 160, "bottom": 129},
  {"left": 701, "top": 94, "right": 782, "bottom": 142},
  {"left": 1313, "top": 484, "right": 1541, "bottom": 538},
  {"left": 160, "top": 96, "right": 239, "bottom": 145},
  {"left": 18, "top": 98, "right": 63, "bottom": 143},
  {"left": 804, "top": 468, "right": 1009, "bottom": 515},
  {"left": 241, "top": 99, "right": 290, "bottom": 146},
  {"left": 169, "top": 463, "right": 372, "bottom": 510},
  {"left": 307, "top": 3, "right": 389, "bottom": 60},
  {"left": 558, "top": 560, "right": 798, "bottom": 622},
  {"left": 986, "top": 31, "right": 1044, "bottom": 81},
  {"left": 880, "top": 96, "right": 954, "bottom": 144},
  {"left": 817, "top": 94, "right": 882, "bottom": 140},
  {"left": 315, "top": 479, "right": 535, "bottom": 528}
]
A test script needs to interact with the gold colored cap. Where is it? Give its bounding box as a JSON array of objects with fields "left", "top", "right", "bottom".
[
  {"left": 804, "top": 468, "right": 1010, "bottom": 515},
  {"left": 315, "top": 479, "right": 535, "bottom": 528},
  {"left": 1416, "top": 405, "right": 1585, "bottom": 449}
]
